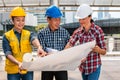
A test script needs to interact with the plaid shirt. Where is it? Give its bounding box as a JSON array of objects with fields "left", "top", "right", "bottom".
[
  {"left": 69, "top": 23, "right": 106, "bottom": 74},
  {"left": 38, "top": 26, "right": 70, "bottom": 52}
]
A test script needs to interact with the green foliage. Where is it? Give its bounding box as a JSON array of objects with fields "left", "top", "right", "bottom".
[
  {"left": 0, "top": 30, "right": 4, "bottom": 36},
  {"left": 35, "top": 23, "right": 47, "bottom": 31},
  {"left": 24, "top": 26, "right": 36, "bottom": 32}
]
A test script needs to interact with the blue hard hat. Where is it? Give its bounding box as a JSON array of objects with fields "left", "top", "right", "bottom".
[{"left": 45, "top": 5, "right": 62, "bottom": 18}]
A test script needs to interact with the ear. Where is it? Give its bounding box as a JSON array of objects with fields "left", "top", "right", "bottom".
[
  {"left": 10, "top": 19, "right": 14, "bottom": 25},
  {"left": 47, "top": 17, "right": 50, "bottom": 22},
  {"left": 89, "top": 15, "right": 92, "bottom": 19},
  {"left": 88, "top": 16, "right": 92, "bottom": 21}
]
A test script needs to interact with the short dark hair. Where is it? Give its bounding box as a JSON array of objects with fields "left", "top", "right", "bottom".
[
  {"left": 47, "top": 17, "right": 52, "bottom": 19},
  {"left": 88, "top": 14, "right": 94, "bottom": 23},
  {"left": 11, "top": 17, "right": 15, "bottom": 21},
  {"left": 88, "top": 14, "right": 91, "bottom": 17}
]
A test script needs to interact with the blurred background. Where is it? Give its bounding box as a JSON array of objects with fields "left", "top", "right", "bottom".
[{"left": 0, "top": 0, "right": 120, "bottom": 80}]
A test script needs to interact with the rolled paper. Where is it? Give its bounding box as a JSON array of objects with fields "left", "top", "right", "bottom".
[{"left": 23, "top": 53, "right": 33, "bottom": 62}]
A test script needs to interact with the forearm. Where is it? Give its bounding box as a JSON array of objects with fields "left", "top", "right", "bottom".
[
  {"left": 98, "top": 48, "right": 106, "bottom": 55},
  {"left": 32, "top": 38, "right": 42, "bottom": 49},
  {"left": 92, "top": 45, "right": 106, "bottom": 55},
  {"left": 64, "top": 43, "right": 72, "bottom": 49},
  {"left": 7, "top": 54, "right": 20, "bottom": 65},
  {"left": 32, "top": 38, "right": 47, "bottom": 56}
]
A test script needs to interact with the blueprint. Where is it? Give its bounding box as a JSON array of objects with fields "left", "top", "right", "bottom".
[{"left": 22, "top": 40, "right": 96, "bottom": 71}]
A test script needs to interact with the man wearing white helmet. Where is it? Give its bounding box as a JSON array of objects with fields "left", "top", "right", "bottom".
[
  {"left": 65, "top": 4, "right": 106, "bottom": 80},
  {"left": 38, "top": 5, "right": 70, "bottom": 80}
]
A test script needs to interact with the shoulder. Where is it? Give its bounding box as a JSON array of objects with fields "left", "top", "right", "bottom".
[
  {"left": 94, "top": 25, "right": 104, "bottom": 33},
  {"left": 22, "top": 29, "right": 31, "bottom": 34},
  {"left": 60, "top": 27, "right": 66, "bottom": 30},
  {"left": 22, "top": 29, "right": 31, "bottom": 35},
  {"left": 72, "top": 27, "right": 82, "bottom": 35},
  {"left": 38, "top": 27, "right": 48, "bottom": 35},
  {"left": 4, "top": 29, "right": 13, "bottom": 36},
  {"left": 59, "top": 27, "right": 69, "bottom": 33},
  {"left": 22, "top": 29, "right": 30, "bottom": 32}
]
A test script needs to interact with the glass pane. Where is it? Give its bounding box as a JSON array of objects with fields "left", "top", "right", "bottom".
[
  {"left": 39, "top": 0, "right": 50, "bottom": 5},
  {"left": 59, "top": 0, "right": 76, "bottom": 5},
  {"left": 22, "top": 0, "right": 50, "bottom": 6},
  {"left": 4, "top": 0, "right": 21, "bottom": 6},
  {"left": 22, "top": 0, "right": 39, "bottom": 6},
  {"left": 95, "top": 0, "right": 112, "bottom": 5},
  {"left": 76, "top": 0, "right": 94, "bottom": 5},
  {"left": 112, "top": 0, "right": 120, "bottom": 5},
  {"left": 0, "top": 0, "right": 4, "bottom": 7}
]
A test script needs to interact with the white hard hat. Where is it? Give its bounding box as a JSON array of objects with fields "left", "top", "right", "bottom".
[{"left": 75, "top": 4, "right": 93, "bottom": 19}]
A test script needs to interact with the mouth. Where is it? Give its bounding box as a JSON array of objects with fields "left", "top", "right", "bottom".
[
  {"left": 55, "top": 25, "right": 59, "bottom": 28},
  {"left": 18, "top": 25, "right": 24, "bottom": 27}
]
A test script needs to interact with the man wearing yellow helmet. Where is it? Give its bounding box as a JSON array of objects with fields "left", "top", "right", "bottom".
[{"left": 2, "top": 6, "right": 47, "bottom": 80}]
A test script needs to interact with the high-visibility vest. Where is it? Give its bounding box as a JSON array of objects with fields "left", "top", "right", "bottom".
[{"left": 5, "top": 29, "right": 32, "bottom": 74}]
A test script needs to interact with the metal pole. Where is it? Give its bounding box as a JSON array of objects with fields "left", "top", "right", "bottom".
[
  {"left": 53, "top": 0, "right": 58, "bottom": 6},
  {"left": 4, "top": 20, "right": 7, "bottom": 32},
  {"left": 50, "top": 0, "right": 58, "bottom": 6},
  {"left": 50, "top": 0, "right": 53, "bottom": 5}
]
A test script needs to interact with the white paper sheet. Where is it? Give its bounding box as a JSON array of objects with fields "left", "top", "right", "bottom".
[
  {"left": 46, "top": 47, "right": 59, "bottom": 54},
  {"left": 22, "top": 40, "right": 96, "bottom": 71}
]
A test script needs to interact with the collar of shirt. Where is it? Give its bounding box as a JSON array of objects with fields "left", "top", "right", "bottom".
[
  {"left": 46, "top": 26, "right": 61, "bottom": 33},
  {"left": 13, "top": 28, "right": 21, "bottom": 34},
  {"left": 13, "top": 28, "right": 21, "bottom": 42}
]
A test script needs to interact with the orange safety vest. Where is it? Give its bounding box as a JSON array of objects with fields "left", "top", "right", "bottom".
[{"left": 5, "top": 29, "right": 32, "bottom": 74}]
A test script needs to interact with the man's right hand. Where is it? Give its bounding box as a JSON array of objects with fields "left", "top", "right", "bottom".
[{"left": 37, "top": 47, "right": 47, "bottom": 57}]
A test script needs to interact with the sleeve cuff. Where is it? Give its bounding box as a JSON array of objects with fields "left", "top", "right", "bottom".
[{"left": 5, "top": 51, "right": 12, "bottom": 56}]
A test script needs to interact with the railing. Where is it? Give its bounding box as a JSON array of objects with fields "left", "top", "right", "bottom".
[
  {"left": 0, "top": 36, "right": 2, "bottom": 52},
  {"left": 0, "top": 36, "right": 120, "bottom": 52},
  {"left": 106, "top": 38, "right": 120, "bottom": 51}
]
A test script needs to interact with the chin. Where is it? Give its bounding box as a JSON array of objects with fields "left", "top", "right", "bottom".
[
  {"left": 55, "top": 26, "right": 59, "bottom": 29},
  {"left": 18, "top": 27, "right": 23, "bottom": 30}
]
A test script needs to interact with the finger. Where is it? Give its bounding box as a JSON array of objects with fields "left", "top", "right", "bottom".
[{"left": 40, "top": 54, "right": 46, "bottom": 57}]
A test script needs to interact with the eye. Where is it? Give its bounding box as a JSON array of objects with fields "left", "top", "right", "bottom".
[{"left": 16, "top": 19, "right": 20, "bottom": 22}]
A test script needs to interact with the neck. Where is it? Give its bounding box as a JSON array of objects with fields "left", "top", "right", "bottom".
[
  {"left": 49, "top": 26, "right": 58, "bottom": 32},
  {"left": 13, "top": 28, "right": 22, "bottom": 33},
  {"left": 84, "top": 23, "right": 91, "bottom": 32},
  {"left": 51, "top": 28, "right": 56, "bottom": 31}
]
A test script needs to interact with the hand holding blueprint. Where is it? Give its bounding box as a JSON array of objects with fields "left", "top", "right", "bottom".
[{"left": 22, "top": 40, "right": 96, "bottom": 71}]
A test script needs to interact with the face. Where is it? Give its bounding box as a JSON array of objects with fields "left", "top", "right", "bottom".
[
  {"left": 12, "top": 16, "right": 25, "bottom": 32},
  {"left": 79, "top": 16, "right": 91, "bottom": 27},
  {"left": 47, "top": 18, "right": 61, "bottom": 31}
]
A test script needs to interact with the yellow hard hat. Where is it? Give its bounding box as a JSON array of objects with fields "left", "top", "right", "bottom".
[{"left": 10, "top": 7, "right": 26, "bottom": 18}]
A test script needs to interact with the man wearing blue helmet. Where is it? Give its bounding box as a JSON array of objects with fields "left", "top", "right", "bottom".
[{"left": 38, "top": 5, "right": 70, "bottom": 80}]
